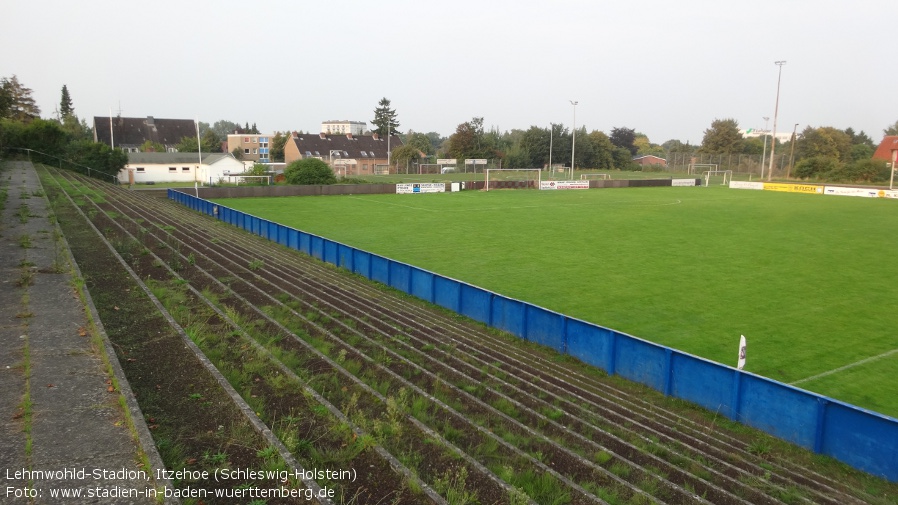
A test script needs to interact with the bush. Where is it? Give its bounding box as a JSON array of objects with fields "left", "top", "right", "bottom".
[
  {"left": 284, "top": 158, "right": 337, "bottom": 185},
  {"left": 826, "top": 159, "right": 890, "bottom": 183},
  {"left": 793, "top": 156, "right": 839, "bottom": 180}
]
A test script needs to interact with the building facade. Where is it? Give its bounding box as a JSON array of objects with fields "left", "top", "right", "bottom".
[
  {"left": 226, "top": 134, "right": 274, "bottom": 163},
  {"left": 320, "top": 120, "right": 367, "bottom": 136},
  {"left": 93, "top": 116, "right": 197, "bottom": 153},
  {"left": 284, "top": 132, "right": 401, "bottom": 176}
]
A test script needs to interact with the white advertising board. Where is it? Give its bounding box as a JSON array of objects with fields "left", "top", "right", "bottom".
[
  {"left": 880, "top": 190, "right": 898, "bottom": 199},
  {"left": 824, "top": 186, "right": 880, "bottom": 198},
  {"left": 671, "top": 179, "right": 697, "bottom": 187},
  {"left": 437, "top": 159, "right": 457, "bottom": 165},
  {"left": 729, "top": 181, "right": 764, "bottom": 190},
  {"left": 396, "top": 183, "right": 445, "bottom": 194},
  {"left": 539, "top": 180, "right": 589, "bottom": 190}
]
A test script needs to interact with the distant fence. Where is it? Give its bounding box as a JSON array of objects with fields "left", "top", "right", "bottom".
[{"left": 169, "top": 186, "right": 898, "bottom": 482}]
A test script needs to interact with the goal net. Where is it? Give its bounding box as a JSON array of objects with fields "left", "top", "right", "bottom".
[
  {"left": 484, "top": 169, "right": 541, "bottom": 191},
  {"left": 580, "top": 173, "right": 611, "bottom": 180},
  {"left": 702, "top": 170, "right": 733, "bottom": 186}
]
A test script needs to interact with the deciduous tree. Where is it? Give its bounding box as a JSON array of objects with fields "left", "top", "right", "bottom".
[
  {"left": 610, "top": 127, "right": 638, "bottom": 155},
  {"left": 699, "top": 118, "right": 743, "bottom": 154}
]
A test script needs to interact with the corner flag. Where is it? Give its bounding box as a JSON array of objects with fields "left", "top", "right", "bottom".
[{"left": 737, "top": 335, "right": 747, "bottom": 370}]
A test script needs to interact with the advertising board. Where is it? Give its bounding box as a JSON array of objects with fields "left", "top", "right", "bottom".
[{"left": 539, "top": 180, "right": 590, "bottom": 190}]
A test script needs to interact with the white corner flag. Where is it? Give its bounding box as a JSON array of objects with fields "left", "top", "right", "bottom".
[{"left": 737, "top": 335, "right": 747, "bottom": 370}]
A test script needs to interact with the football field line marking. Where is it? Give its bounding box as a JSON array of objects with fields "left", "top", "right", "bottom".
[
  {"left": 790, "top": 348, "right": 898, "bottom": 386},
  {"left": 344, "top": 195, "right": 439, "bottom": 212}
]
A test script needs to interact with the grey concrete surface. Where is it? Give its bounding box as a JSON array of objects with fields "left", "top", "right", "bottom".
[{"left": 0, "top": 161, "right": 159, "bottom": 504}]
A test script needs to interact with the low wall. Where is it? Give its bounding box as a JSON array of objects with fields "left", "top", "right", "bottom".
[{"left": 168, "top": 187, "right": 898, "bottom": 482}]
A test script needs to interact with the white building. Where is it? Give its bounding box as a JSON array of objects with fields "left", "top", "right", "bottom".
[
  {"left": 121, "top": 152, "right": 246, "bottom": 185},
  {"left": 321, "top": 120, "right": 367, "bottom": 136}
]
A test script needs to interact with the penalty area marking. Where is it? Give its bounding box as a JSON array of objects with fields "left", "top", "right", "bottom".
[{"left": 790, "top": 348, "right": 898, "bottom": 386}]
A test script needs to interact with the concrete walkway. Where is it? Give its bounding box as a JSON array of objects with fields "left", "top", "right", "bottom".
[{"left": 0, "top": 161, "right": 161, "bottom": 503}]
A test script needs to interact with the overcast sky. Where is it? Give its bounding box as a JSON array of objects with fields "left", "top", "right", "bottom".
[{"left": 5, "top": 0, "right": 897, "bottom": 144}]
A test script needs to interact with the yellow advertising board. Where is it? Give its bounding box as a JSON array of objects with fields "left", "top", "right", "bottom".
[{"left": 762, "top": 183, "right": 823, "bottom": 195}]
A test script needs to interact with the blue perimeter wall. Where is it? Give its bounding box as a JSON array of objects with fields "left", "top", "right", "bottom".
[{"left": 169, "top": 188, "right": 898, "bottom": 482}]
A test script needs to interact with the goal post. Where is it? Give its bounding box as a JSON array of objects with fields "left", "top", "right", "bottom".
[
  {"left": 484, "top": 169, "right": 541, "bottom": 191},
  {"left": 702, "top": 170, "right": 733, "bottom": 187}
]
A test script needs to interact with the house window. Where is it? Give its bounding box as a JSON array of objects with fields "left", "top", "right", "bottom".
[
  {"left": 253, "top": 148, "right": 258, "bottom": 154},
  {"left": 360, "top": 151, "right": 368, "bottom": 157},
  {"left": 304, "top": 151, "right": 312, "bottom": 156},
  {"left": 169, "top": 167, "right": 176, "bottom": 172},
  {"left": 135, "top": 167, "right": 145, "bottom": 172},
  {"left": 182, "top": 167, "right": 190, "bottom": 172},
  {"left": 244, "top": 137, "right": 250, "bottom": 143},
  {"left": 244, "top": 148, "right": 250, "bottom": 154},
  {"left": 260, "top": 142, "right": 268, "bottom": 148}
]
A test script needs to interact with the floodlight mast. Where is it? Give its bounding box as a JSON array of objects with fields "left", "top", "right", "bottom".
[
  {"left": 767, "top": 61, "right": 786, "bottom": 182},
  {"left": 570, "top": 100, "right": 578, "bottom": 180}
]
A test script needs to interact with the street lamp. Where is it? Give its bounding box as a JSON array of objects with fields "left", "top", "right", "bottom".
[
  {"left": 787, "top": 123, "right": 799, "bottom": 179},
  {"left": 570, "top": 100, "right": 578, "bottom": 180},
  {"left": 760, "top": 117, "right": 769, "bottom": 179},
  {"left": 767, "top": 61, "right": 786, "bottom": 181}
]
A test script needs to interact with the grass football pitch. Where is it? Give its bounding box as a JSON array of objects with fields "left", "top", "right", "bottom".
[{"left": 214, "top": 186, "right": 898, "bottom": 417}]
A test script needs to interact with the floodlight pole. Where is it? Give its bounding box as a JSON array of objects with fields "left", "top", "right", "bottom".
[
  {"left": 767, "top": 61, "right": 786, "bottom": 182},
  {"left": 760, "top": 117, "right": 769, "bottom": 179},
  {"left": 570, "top": 100, "right": 578, "bottom": 180},
  {"left": 548, "top": 123, "right": 554, "bottom": 172}
]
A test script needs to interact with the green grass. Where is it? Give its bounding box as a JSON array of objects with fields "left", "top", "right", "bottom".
[{"left": 215, "top": 186, "right": 898, "bottom": 417}]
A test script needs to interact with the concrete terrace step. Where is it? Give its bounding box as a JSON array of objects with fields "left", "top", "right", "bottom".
[{"left": 0, "top": 161, "right": 165, "bottom": 504}]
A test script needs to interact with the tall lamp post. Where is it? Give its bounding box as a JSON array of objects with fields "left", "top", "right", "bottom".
[
  {"left": 767, "top": 61, "right": 786, "bottom": 181},
  {"left": 570, "top": 100, "right": 578, "bottom": 180},
  {"left": 787, "top": 123, "right": 799, "bottom": 179},
  {"left": 548, "top": 123, "right": 554, "bottom": 172},
  {"left": 760, "top": 117, "right": 769, "bottom": 179}
]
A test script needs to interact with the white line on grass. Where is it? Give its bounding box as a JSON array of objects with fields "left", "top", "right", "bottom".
[
  {"left": 344, "top": 196, "right": 439, "bottom": 212},
  {"left": 790, "top": 348, "right": 898, "bottom": 386}
]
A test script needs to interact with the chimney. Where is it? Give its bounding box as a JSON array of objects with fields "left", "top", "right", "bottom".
[
  {"left": 319, "top": 132, "right": 327, "bottom": 140},
  {"left": 346, "top": 133, "right": 353, "bottom": 140},
  {"left": 146, "top": 116, "right": 155, "bottom": 126},
  {"left": 372, "top": 133, "right": 379, "bottom": 140}
]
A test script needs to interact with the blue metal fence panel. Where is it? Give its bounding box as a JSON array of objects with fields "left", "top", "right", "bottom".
[
  {"left": 459, "top": 284, "right": 491, "bottom": 325},
  {"left": 337, "top": 244, "right": 354, "bottom": 270},
  {"left": 288, "top": 228, "right": 299, "bottom": 250},
  {"left": 491, "top": 295, "right": 525, "bottom": 336},
  {"left": 614, "top": 336, "right": 668, "bottom": 392},
  {"left": 738, "top": 375, "right": 819, "bottom": 449},
  {"left": 433, "top": 276, "right": 461, "bottom": 312},
  {"left": 310, "top": 236, "right": 324, "bottom": 260},
  {"left": 353, "top": 250, "right": 371, "bottom": 278},
  {"left": 390, "top": 262, "right": 412, "bottom": 293},
  {"left": 523, "top": 305, "right": 565, "bottom": 352},
  {"left": 823, "top": 402, "right": 898, "bottom": 482},
  {"left": 566, "top": 319, "right": 615, "bottom": 371},
  {"left": 410, "top": 268, "right": 434, "bottom": 303},
  {"left": 669, "top": 353, "right": 735, "bottom": 417},
  {"left": 371, "top": 255, "right": 390, "bottom": 285},
  {"left": 324, "top": 240, "right": 338, "bottom": 265},
  {"left": 298, "top": 232, "right": 311, "bottom": 255}
]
